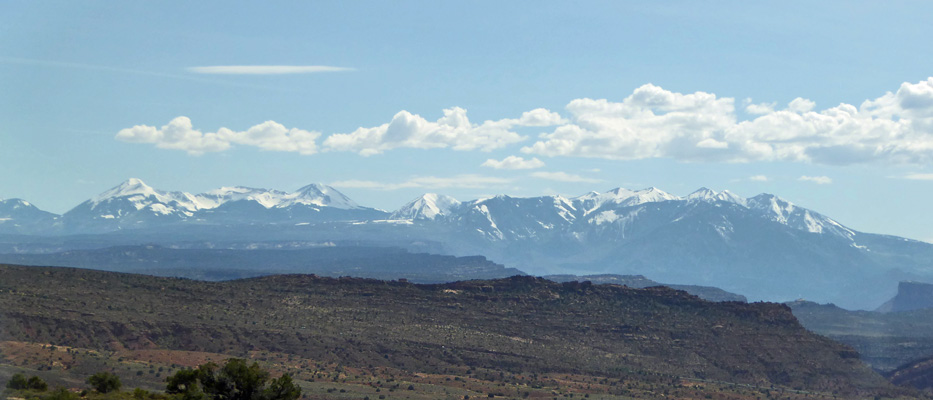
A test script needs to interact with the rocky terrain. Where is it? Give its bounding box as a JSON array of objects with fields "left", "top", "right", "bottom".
[{"left": 0, "top": 264, "right": 913, "bottom": 398}]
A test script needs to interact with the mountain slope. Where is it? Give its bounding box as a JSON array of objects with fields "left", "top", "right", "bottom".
[
  {"left": 0, "top": 199, "right": 58, "bottom": 234},
  {"left": 419, "top": 188, "right": 932, "bottom": 309},
  {"left": 4, "top": 181, "right": 933, "bottom": 309}
]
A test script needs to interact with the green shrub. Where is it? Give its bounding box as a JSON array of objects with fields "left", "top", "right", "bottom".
[
  {"left": 87, "top": 371, "right": 122, "bottom": 393},
  {"left": 6, "top": 373, "right": 28, "bottom": 390},
  {"left": 27, "top": 376, "right": 49, "bottom": 391},
  {"left": 165, "top": 359, "right": 300, "bottom": 400}
]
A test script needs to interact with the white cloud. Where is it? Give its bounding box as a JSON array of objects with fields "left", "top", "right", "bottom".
[
  {"left": 530, "top": 171, "right": 603, "bottom": 183},
  {"left": 117, "top": 107, "right": 563, "bottom": 156},
  {"left": 748, "top": 175, "right": 770, "bottom": 182},
  {"left": 117, "top": 78, "right": 933, "bottom": 166},
  {"left": 903, "top": 173, "right": 933, "bottom": 180},
  {"left": 786, "top": 97, "right": 816, "bottom": 113},
  {"left": 331, "top": 174, "right": 513, "bottom": 191},
  {"left": 116, "top": 117, "right": 320, "bottom": 155},
  {"left": 482, "top": 156, "right": 545, "bottom": 170},
  {"left": 799, "top": 175, "right": 833, "bottom": 184},
  {"left": 323, "top": 107, "right": 562, "bottom": 156},
  {"left": 696, "top": 138, "right": 729, "bottom": 149},
  {"left": 516, "top": 108, "right": 566, "bottom": 126},
  {"left": 522, "top": 78, "right": 933, "bottom": 166},
  {"left": 745, "top": 102, "right": 776, "bottom": 115},
  {"left": 187, "top": 65, "right": 352, "bottom": 74}
]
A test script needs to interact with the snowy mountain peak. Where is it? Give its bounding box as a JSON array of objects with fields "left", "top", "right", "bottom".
[
  {"left": 748, "top": 194, "right": 798, "bottom": 222},
  {"left": 716, "top": 190, "right": 746, "bottom": 205},
  {"left": 686, "top": 188, "right": 747, "bottom": 206},
  {"left": 295, "top": 183, "right": 329, "bottom": 195},
  {"left": 626, "top": 187, "right": 680, "bottom": 206},
  {"left": 289, "top": 183, "right": 359, "bottom": 209},
  {"left": 205, "top": 186, "right": 262, "bottom": 196},
  {"left": 92, "top": 178, "right": 159, "bottom": 204},
  {"left": 66, "top": 179, "right": 371, "bottom": 226},
  {"left": 0, "top": 198, "right": 45, "bottom": 215},
  {"left": 392, "top": 193, "right": 461, "bottom": 220},
  {"left": 0, "top": 198, "right": 32, "bottom": 208},
  {"left": 574, "top": 186, "right": 680, "bottom": 215},
  {"left": 575, "top": 187, "right": 635, "bottom": 204},
  {"left": 0, "top": 198, "right": 57, "bottom": 229},
  {"left": 687, "top": 187, "right": 718, "bottom": 200}
]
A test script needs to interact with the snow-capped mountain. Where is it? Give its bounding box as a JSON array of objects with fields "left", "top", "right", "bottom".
[
  {"left": 59, "top": 178, "right": 387, "bottom": 232},
  {"left": 62, "top": 179, "right": 206, "bottom": 230},
  {"left": 392, "top": 186, "right": 932, "bottom": 309},
  {"left": 428, "top": 186, "right": 856, "bottom": 244},
  {"left": 4, "top": 180, "right": 933, "bottom": 309},
  {"left": 0, "top": 198, "right": 58, "bottom": 233},
  {"left": 391, "top": 193, "right": 461, "bottom": 220},
  {"left": 198, "top": 183, "right": 361, "bottom": 210}
]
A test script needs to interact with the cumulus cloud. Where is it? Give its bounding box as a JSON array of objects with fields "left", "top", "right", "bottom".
[
  {"left": 748, "top": 175, "right": 770, "bottom": 182},
  {"left": 331, "top": 174, "right": 513, "bottom": 190},
  {"left": 799, "top": 175, "right": 833, "bottom": 184},
  {"left": 188, "top": 65, "right": 352, "bottom": 74},
  {"left": 530, "top": 171, "right": 603, "bottom": 183},
  {"left": 745, "top": 101, "right": 776, "bottom": 115},
  {"left": 118, "top": 78, "right": 933, "bottom": 166},
  {"left": 482, "top": 156, "right": 545, "bottom": 170},
  {"left": 116, "top": 117, "right": 320, "bottom": 155},
  {"left": 323, "top": 107, "right": 562, "bottom": 156},
  {"left": 786, "top": 97, "right": 816, "bottom": 113},
  {"left": 116, "top": 107, "right": 563, "bottom": 156},
  {"left": 522, "top": 78, "right": 933, "bottom": 166}
]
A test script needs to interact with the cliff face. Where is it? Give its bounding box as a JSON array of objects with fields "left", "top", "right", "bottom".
[
  {"left": 0, "top": 264, "right": 894, "bottom": 395},
  {"left": 877, "top": 281, "right": 933, "bottom": 313}
]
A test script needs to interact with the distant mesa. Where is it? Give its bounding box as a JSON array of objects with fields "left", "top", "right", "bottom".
[
  {"left": 544, "top": 274, "right": 747, "bottom": 303},
  {"left": 876, "top": 281, "right": 933, "bottom": 313}
]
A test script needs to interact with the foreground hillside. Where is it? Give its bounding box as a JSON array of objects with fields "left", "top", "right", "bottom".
[{"left": 0, "top": 264, "right": 913, "bottom": 399}]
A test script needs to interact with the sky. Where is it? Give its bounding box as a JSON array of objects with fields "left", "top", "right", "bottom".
[{"left": 2, "top": 1, "right": 933, "bottom": 241}]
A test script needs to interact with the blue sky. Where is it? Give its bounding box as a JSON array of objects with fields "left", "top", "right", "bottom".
[{"left": 2, "top": 1, "right": 933, "bottom": 241}]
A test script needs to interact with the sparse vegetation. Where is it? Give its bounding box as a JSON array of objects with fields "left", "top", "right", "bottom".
[{"left": 1, "top": 264, "right": 926, "bottom": 399}]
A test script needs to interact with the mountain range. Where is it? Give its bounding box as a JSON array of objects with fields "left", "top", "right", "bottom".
[{"left": 3, "top": 178, "right": 933, "bottom": 309}]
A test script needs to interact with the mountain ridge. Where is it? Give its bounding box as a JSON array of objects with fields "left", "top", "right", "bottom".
[{"left": 4, "top": 178, "right": 933, "bottom": 309}]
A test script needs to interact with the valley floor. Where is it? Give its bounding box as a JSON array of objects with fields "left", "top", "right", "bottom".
[{"left": 0, "top": 341, "right": 910, "bottom": 400}]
